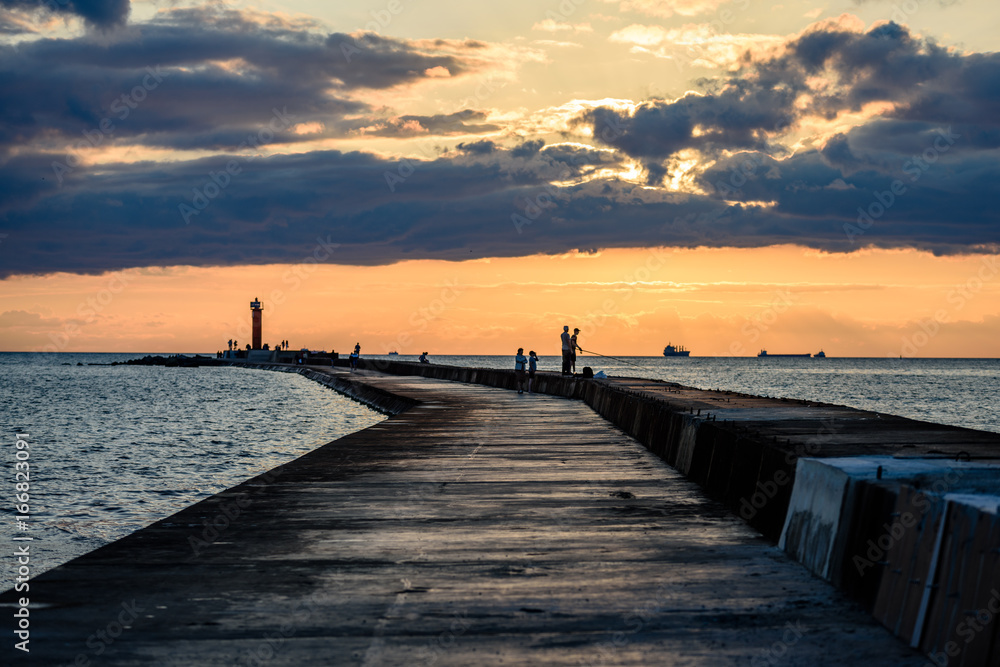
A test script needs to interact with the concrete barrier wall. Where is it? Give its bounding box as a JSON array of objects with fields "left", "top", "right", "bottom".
[
  {"left": 918, "top": 497, "right": 1000, "bottom": 662},
  {"left": 780, "top": 457, "right": 1000, "bottom": 662}
]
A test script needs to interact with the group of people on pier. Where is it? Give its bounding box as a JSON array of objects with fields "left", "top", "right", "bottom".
[
  {"left": 513, "top": 325, "right": 582, "bottom": 394},
  {"left": 560, "top": 326, "right": 582, "bottom": 376},
  {"left": 513, "top": 349, "right": 539, "bottom": 394}
]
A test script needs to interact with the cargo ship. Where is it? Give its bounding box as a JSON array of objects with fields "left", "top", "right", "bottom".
[
  {"left": 757, "top": 350, "right": 811, "bottom": 358},
  {"left": 663, "top": 343, "right": 691, "bottom": 357}
]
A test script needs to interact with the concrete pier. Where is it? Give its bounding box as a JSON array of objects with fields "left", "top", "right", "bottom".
[
  {"left": 323, "top": 359, "right": 1000, "bottom": 663},
  {"left": 2, "top": 365, "right": 929, "bottom": 665}
]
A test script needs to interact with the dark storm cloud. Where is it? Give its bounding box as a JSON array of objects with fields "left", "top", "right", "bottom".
[
  {"left": 570, "top": 20, "right": 1000, "bottom": 253},
  {"left": 11, "top": 6, "right": 470, "bottom": 88},
  {"left": 0, "top": 0, "right": 129, "bottom": 27},
  {"left": 3, "top": 15, "right": 1000, "bottom": 278},
  {"left": 0, "top": 146, "right": 743, "bottom": 277},
  {"left": 5, "top": 133, "right": 994, "bottom": 279},
  {"left": 539, "top": 144, "right": 616, "bottom": 167},
  {"left": 456, "top": 140, "right": 498, "bottom": 155},
  {"left": 0, "top": 6, "right": 490, "bottom": 155},
  {"left": 697, "top": 119, "right": 998, "bottom": 250},
  {"left": 582, "top": 21, "right": 998, "bottom": 161},
  {"left": 582, "top": 86, "right": 795, "bottom": 159},
  {"left": 511, "top": 140, "right": 545, "bottom": 158}
]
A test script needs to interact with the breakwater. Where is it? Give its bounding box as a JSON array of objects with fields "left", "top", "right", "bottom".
[
  {"left": 293, "top": 358, "right": 1000, "bottom": 663},
  {"left": 2, "top": 363, "right": 926, "bottom": 665}
]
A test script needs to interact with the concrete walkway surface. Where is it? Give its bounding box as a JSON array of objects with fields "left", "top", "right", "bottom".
[{"left": 3, "top": 369, "right": 925, "bottom": 665}]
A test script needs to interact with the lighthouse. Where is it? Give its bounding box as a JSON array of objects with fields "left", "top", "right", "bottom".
[{"left": 250, "top": 298, "right": 263, "bottom": 350}]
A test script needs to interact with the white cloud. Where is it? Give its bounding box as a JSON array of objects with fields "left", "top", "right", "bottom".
[
  {"left": 534, "top": 40, "right": 585, "bottom": 48},
  {"left": 600, "top": 0, "right": 732, "bottom": 18},
  {"left": 609, "top": 23, "right": 785, "bottom": 69},
  {"left": 531, "top": 19, "right": 594, "bottom": 33}
]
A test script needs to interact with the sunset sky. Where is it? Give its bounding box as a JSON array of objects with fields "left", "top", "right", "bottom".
[{"left": 1, "top": 0, "right": 998, "bottom": 356}]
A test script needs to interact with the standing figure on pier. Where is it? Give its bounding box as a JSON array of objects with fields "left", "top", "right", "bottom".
[
  {"left": 560, "top": 326, "right": 572, "bottom": 376},
  {"left": 527, "top": 351, "right": 538, "bottom": 393},
  {"left": 514, "top": 348, "right": 528, "bottom": 394},
  {"left": 570, "top": 328, "right": 581, "bottom": 374},
  {"left": 349, "top": 347, "right": 359, "bottom": 371}
]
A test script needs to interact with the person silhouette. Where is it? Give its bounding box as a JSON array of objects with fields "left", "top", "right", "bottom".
[
  {"left": 528, "top": 350, "right": 538, "bottom": 392},
  {"left": 570, "top": 328, "right": 581, "bottom": 374},
  {"left": 514, "top": 348, "right": 528, "bottom": 394},
  {"left": 560, "top": 326, "right": 571, "bottom": 376}
]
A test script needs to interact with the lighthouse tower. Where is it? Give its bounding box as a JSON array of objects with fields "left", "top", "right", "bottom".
[{"left": 250, "top": 298, "right": 263, "bottom": 350}]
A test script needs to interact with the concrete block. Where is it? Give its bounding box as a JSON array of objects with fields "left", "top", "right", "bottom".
[
  {"left": 919, "top": 497, "right": 1000, "bottom": 663},
  {"left": 674, "top": 417, "right": 700, "bottom": 476},
  {"left": 726, "top": 438, "right": 765, "bottom": 522},
  {"left": 872, "top": 485, "right": 944, "bottom": 644},
  {"left": 752, "top": 447, "right": 795, "bottom": 542},
  {"left": 780, "top": 457, "right": 852, "bottom": 580},
  {"left": 705, "top": 429, "right": 737, "bottom": 501}
]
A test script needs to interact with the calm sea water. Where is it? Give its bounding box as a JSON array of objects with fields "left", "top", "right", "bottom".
[
  {"left": 3, "top": 352, "right": 997, "bottom": 582},
  {"left": 1, "top": 352, "right": 384, "bottom": 580},
  {"left": 374, "top": 354, "right": 1000, "bottom": 434}
]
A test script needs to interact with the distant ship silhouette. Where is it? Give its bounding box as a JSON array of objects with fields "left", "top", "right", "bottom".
[
  {"left": 663, "top": 343, "right": 690, "bottom": 357},
  {"left": 758, "top": 350, "right": 811, "bottom": 358}
]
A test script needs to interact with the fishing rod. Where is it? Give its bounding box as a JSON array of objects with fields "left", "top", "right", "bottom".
[{"left": 577, "top": 347, "right": 646, "bottom": 369}]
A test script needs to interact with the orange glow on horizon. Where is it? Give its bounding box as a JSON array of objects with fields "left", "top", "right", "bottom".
[{"left": 0, "top": 245, "right": 998, "bottom": 358}]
